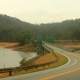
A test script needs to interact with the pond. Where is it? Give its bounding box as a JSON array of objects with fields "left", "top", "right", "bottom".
[
  {"left": 0, "top": 48, "right": 22, "bottom": 69},
  {"left": 0, "top": 48, "right": 37, "bottom": 69}
]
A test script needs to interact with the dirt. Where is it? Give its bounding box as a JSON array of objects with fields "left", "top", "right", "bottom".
[
  {"left": 0, "top": 42, "right": 18, "bottom": 48},
  {"left": 54, "top": 42, "right": 80, "bottom": 48},
  {"left": 34, "top": 53, "right": 57, "bottom": 65}
]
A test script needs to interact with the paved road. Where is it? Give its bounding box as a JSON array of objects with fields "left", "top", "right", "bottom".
[{"left": 1, "top": 43, "right": 80, "bottom": 80}]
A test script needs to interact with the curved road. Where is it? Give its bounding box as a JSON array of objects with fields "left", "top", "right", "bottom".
[{"left": 1, "top": 43, "right": 80, "bottom": 80}]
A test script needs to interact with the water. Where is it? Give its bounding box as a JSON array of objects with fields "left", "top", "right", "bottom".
[
  {"left": 0, "top": 48, "right": 22, "bottom": 69},
  {"left": 0, "top": 48, "right": 38, "bottom": 69}
]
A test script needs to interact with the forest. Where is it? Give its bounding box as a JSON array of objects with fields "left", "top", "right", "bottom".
[{"left": 0, "top": 14, "right": 80, "bottom": 43}]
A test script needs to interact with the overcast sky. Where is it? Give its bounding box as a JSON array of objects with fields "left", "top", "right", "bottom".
[{"left": 0, "top": 0, "right": 80, "bottom": 23}]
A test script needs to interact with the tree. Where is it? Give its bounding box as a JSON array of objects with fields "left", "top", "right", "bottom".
[
  {"left": 19, "top": 31, "right": 32, "bottom": 45},
  {"left": 36, "top": 30, "right": 45, "bottom": 55}
]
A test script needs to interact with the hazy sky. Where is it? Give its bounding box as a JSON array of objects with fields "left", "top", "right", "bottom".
[{"left": 0, "top": 0, "right": 80, "bottom": 23}]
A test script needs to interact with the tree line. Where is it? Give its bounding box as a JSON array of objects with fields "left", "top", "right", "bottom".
[{"left": 0, "top": 14, "right": 80, "bottom": 44}]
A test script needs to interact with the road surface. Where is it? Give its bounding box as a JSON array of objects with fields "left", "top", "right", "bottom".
[{"left": 1, "top": 43, "right": 80, "bottom": 80}]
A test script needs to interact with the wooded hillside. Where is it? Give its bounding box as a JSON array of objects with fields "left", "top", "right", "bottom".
[{"left": 0, "top": 14, "right": 80, "bottom": 43}]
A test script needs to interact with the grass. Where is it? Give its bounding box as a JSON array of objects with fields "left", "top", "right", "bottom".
[
  {"left": 34, "top": 53, "right": 57, "bottom": 65},
  {"left": 14, "top": 52, "right": 68, "bottom": 76},
  {"left": 0, "top": 42, "right": 68, "bottom": 78}
]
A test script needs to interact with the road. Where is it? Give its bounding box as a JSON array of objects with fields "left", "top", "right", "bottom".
[{"left": 1, "top": 43, "right": 80, "bottom": 80}]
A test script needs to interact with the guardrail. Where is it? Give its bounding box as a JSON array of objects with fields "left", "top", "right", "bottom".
[
  {"left": 0, "top": 42, "right": 57, "bottom": 77},
  {"left": 17, "top": 42, "right": 57, "bottom": 71}
]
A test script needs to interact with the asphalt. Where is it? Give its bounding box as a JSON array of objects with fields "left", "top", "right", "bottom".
[{"left": 1, "top": 43, "right": 80, "bottom": 80}]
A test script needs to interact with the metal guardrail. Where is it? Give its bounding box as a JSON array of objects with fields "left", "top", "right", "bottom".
[
  {"left": 16, "top": 42, "right": 57, "bottom": 71},
  {"left": 0, "top": 42, "right": 57, "bottom": 77},
  {"left": 42, "top": 41, "right": 54, "bottom": 52}
]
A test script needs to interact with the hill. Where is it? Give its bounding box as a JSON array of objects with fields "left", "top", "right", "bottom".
[
  {"left": 40, "top": 19, "right": 80, "bottom": 41},
  {"left": 0, "top": 14, "right": 37, "bottom": 42},
  {"left": 0, "top": 14, "right": 80, "bottom": 43}
]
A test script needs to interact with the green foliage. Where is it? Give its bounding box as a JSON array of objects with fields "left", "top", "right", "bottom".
[
  {"left": 0, "top": 14, "right": 80, "bottom": 43},
  {"left": 18, "top": 31, "right": 32, "bottom": 45},
  {"left": 45, "top": 36, "right": 55, "bottom": 43}
]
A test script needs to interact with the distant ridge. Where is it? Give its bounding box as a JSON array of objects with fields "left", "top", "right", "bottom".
[{"left": 0, "top": 14, "right": 80, "bottom": 42}]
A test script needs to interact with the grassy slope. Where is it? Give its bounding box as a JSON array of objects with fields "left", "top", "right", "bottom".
[{"left": 14, "top": 52, "right": 68, "bottom": 76}]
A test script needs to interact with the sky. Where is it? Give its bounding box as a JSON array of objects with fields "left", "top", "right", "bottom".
[{"left": 0, "top": 0, "right": 80, "bottom": 24}]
